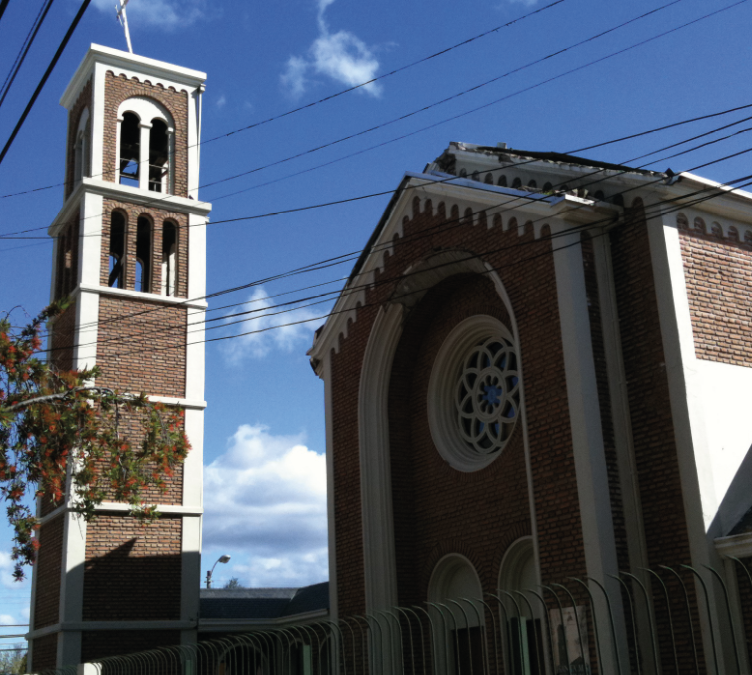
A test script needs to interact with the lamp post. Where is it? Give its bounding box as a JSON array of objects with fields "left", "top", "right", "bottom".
[{"left": 205, "top": 554, "right": 231, "bottom": 588}]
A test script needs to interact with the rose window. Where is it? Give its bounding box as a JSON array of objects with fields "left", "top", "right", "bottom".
[
  {"left": 456, "top": 337, "right": 519, "bottom": 455},
  {"left": 428, "top": 315, "right": 522, "bottom": 472}
]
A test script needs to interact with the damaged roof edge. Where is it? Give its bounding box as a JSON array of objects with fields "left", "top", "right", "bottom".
[{"left": 450, "top": 143, "right": 668, "bottom": 178}]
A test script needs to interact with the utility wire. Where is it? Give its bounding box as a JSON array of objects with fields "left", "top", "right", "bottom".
[
  {"left": 0, "top": 0, "right": 567, "bottom": 199},
  {"left": 0, "top": 0, "right": 702, "bottom": 203},
  {"left": 0, "top": 0, "right": 56, "bottom": 110},
  {"left": 3, "top": 96, "right": 751, "bottom": 244},
  {"left": 45, "top": 146, "right": 752, "bottom": 354},
  {"left": 34, "top": 112, "right": 752, "bottom": 343},
  {"left": 0, "top": 0, "right": 92, "bottom": 166}
]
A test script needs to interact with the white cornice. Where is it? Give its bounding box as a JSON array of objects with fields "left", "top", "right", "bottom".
[
  {"left": 73, "top": 284, "right": 209, "bottom": 310},
  {"left": 715, "top": 532, "right": 752, "bottom": 559},
  {"left": 665, "top": 172, "right": 752, "bottom": 223},
  {"left": 28, "top": 620, "right": 195, "bottom": 640},
  {"left": 49, "top": 179, "right": 211, "bottom": 235},
  {"left": 61, "top": 44, "right": 206, "bottom": 109}
]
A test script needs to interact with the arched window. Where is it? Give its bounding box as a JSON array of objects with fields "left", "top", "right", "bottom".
[
  {"left": 149, "top": 119, "right": 170, "bottom": 192},
  {"left": 119, "top": 112, "right": 140, "bottom": 187},
  {"left": 497, "top": 175, "right": 507, "bottom": 187},
  {"left": 74, "top": 108, "right": 90, "bottom": 185},
  {"left": 543, "top": 182, "right": 553, "bottom": 193},
  {"left": 162, "top": 221, "right": 177, "bottom": 296},
  {"left": 428, "top": 554, "right": 484, "bottom": 675},
  {"left": 498, "top": 538, "right": 544, "bottom": 675},
  {"left": 108, "top": 212, "right": 126, "bottom": 288},
  {"left": 512, "top": 177, "right": 522, "bottom": 189},
  {"left": 135, "top": 216, "right": 152, "bottom": 293},
  {"left": 117, "top": 98, "right": 174, "bottom": 193},
  {"left": 528, "top": 179, "right": 537, "bottom": 189}
]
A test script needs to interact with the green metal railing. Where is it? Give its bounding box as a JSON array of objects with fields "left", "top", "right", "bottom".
[{"left": 29, "top": 558, "right": 752, "bottom": 675}]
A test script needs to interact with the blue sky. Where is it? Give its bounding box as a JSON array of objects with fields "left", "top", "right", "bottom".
[{"left": 1, "top": 0, "right": 752, "bottom": 638}]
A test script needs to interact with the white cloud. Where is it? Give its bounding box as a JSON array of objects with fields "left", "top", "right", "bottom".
[
  {"left": 203, "top": 425, "right": 328, "bottom": 587},
  {"left": 216, "top": 95, "right": 227, "bottom": 109},
  {"left": 92, "top": 0, "right": 205, "bottom": 29},
  {"left": 281, "top": 0, "right": 382, "bottom": 98},
  {"left": 221, "top": 287, "right": 322, "bottom": 362}
]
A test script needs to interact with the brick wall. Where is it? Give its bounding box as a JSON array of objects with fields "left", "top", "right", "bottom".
[
  {"left": 64, "top": 79, "right": 92, "bottom": 199},
  {"left": 54, "top": 215, "right": 80, "bottom": 302},
  {"left": 329, "top": 196, "right": 589, "bottom": 619},
  {"left": 388, "top": 274, "right": 532, "bottom": 605},
  {"left": 83, "top": 516, "right": 182, "bottom": 621},
  {"left": 679, "top": 223, "right": 752, "bottom": 366},
  {"left": 49, "top": 298, "right": 77, "bottom": 375},
  {"left": 100, "top": 198, "right": 189, "bottom": 298},
  {"left": 610, "top": 201, "right": 705, "bottom": 674},
  {"left": 34, "top": 516, "right": 64, "bottom": 629},
  {"left": 95, "top": 296, "right": 187, "bottom": 398},
  {"left": 31, "top": 633, "right": 58, "bottom": 671},
  {"left": 101, "top": 72, "right": 189, "bottom": 197}
]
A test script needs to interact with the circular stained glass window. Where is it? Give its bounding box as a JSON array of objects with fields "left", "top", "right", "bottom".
[
  {"left": 428, "top": 315, "right": 521, "bottom": 472},
  {"left": 455, "top": 336, "right": 519, "bottom": 455}
]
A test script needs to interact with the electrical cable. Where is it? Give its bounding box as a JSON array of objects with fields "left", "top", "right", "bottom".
[
  {"left": 0, "top": 0, "right": 708, "bottom": 203},
  {"left": 0, "top": 0, "right": 56, "bottom": 110},
  {"left": 0, "top": 0, "right": 92, "bottom": 167},
  {"left": 35, "top": 115, "right": 752, "bottom": 343},
  {"left": 44, "top": 149, "right": 752, "bottom": 355},
  {"left": 0, "top": 0, "right": 566, "bottom": 198},
  {"left": 4, "top": 94, "right": 752, "bottom": 244}
]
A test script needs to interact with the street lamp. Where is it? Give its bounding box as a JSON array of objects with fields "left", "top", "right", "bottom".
[{"left": 205, "top": 554, "right": 231, "bottom": 588}]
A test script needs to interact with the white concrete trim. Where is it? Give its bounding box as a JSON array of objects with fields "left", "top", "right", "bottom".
[
  {"left": 93, "top": 503, "right": 203, "bottom": 515},
  {"left": 358, "top": 303, "right": 402, "bottom": 613},
  {"left": 28, "top": 620, "right": 197, "bottom": 640},
  {"left": 90, "top": 66, "right": 106, "bottom": 181},
  {"left": 647, "top": 204, "right": 734, "bottom": 674},
  {"left": 72, "top": 284, "right": 208, "bottom": 309},
  {"left": 715, "top": 532, "right": 752, "bottom": 559},
  {"left": 323, "top": 354, "right": 338, "bottom": 619},
  {"left": 49, "top": 179, "right": 211, "bottom": 236},
  {"left": 551, "top": 219, "right": 621, "bottom": 674},
  {"left": 181, "top": 516, "right": 201, "bottom": 628},
  {"left": 182, "top": 408, "right": 204, "bottom": 507},
  {"left": 61, "top": 44, "right": 206, "bottom": 110},
  {"left": 148, "top": 395, "right": 207, "bottom": 409}
]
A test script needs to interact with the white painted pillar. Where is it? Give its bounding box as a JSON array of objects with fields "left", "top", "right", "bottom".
[
  {"left": 551, "top": 221, "right": 622, "bottom": 675},
  {"left": 138, "top": 123, "right": 151, "bottom": 191}
]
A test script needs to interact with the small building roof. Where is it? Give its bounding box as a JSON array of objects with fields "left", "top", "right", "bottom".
[{"left": 199, "top": 582, "right": 329, "bottom": 620}]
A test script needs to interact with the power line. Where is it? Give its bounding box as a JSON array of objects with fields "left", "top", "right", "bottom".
[
  {"left": 45, "top": 149, "right": 752, "bottom": 356},
  {"left": 0, "top": 0, "right": 56, "bottom": 110},
  {"left": 4, "top": 91, "right": 752, "bottom": 244},
  {"left": 0, "top": 0, "right": 92, "bottom": 167},
  {"left": 0, "top": 0, "right": 568, "bottom": 200},
  {"left": 0, "top": 0, "right": 707, "bottom": 208},
  {"left": 36, "top": 113, "right": 752, "bottom": 344}
]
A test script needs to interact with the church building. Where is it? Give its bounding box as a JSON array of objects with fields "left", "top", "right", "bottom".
[
  {"left": 29, "top": 44, "right": 211, "bottom": 670},
  {"left": 308, "top": 141, "right": 752, "bottom": 674}
]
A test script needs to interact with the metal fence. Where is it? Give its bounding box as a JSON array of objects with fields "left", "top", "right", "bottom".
[{"left": 30, "top": 559, "right": 752, "bottom": 675}]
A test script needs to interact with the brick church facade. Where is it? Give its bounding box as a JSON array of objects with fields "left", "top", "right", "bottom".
[
  {"left": 308, "top": 142, "right": 752, "bottom": 674},
  {"left": 29, "top": 45, "right": 210, "bottom": 669}
]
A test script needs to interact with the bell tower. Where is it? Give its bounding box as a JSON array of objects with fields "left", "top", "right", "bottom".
[{"left": 28, "top": 45, "right": 211, "bottom": 669}]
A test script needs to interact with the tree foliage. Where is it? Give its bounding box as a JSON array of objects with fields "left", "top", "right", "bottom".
[{"left": 0, "top": 302, "right": 190, "bottom": 580}]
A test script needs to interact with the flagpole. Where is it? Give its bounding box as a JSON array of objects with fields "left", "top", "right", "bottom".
[{"left": 116, "top": 0, "right": 133, "bottom": 53}]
